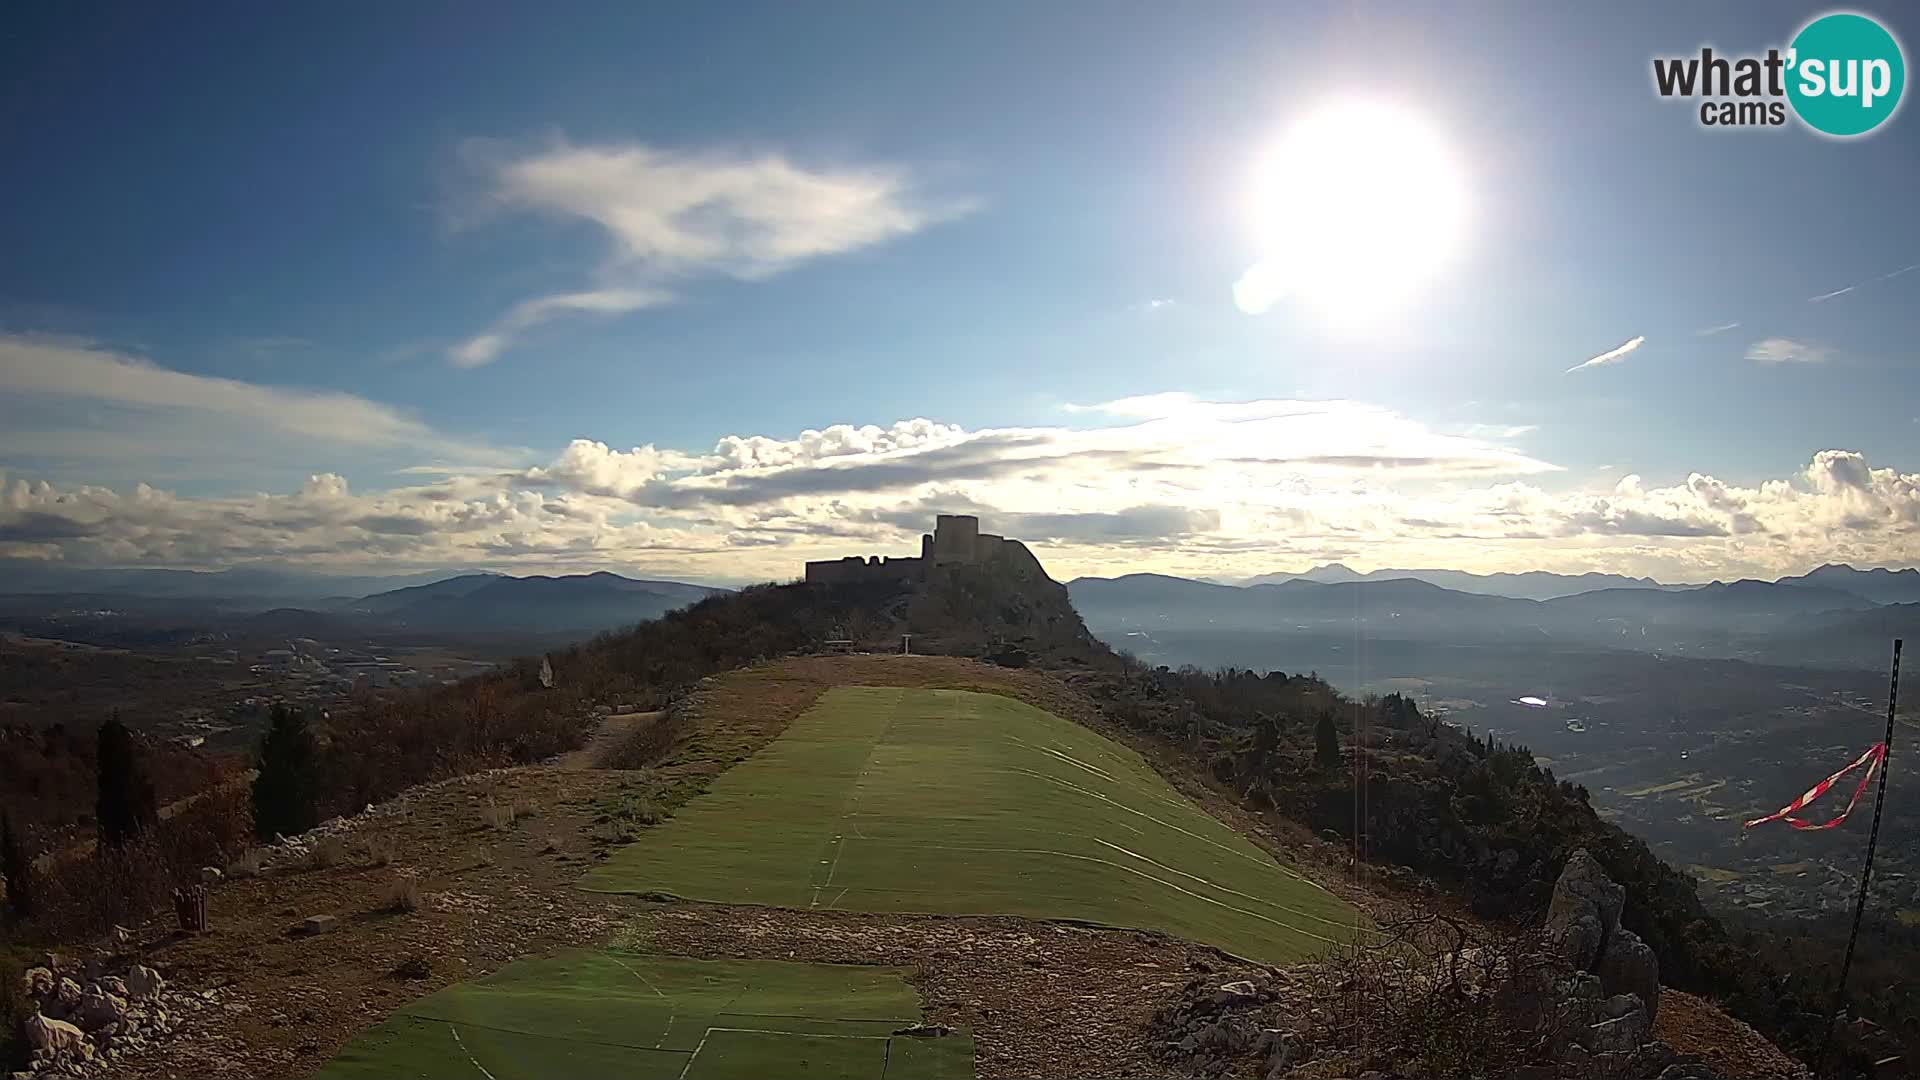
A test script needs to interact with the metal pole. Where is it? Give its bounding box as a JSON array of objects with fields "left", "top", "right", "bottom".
[{"left": 1817, "top": 638, "right": 1901, "bottom": 1077}]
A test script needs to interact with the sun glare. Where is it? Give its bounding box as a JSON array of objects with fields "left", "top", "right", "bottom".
[{"left": 1237, "top": 100, "right": 1469, "bottom": 323}]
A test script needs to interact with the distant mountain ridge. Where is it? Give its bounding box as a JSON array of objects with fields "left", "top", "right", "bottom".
[
  {"left": 1067, "top": 568, "right": 1889, "bottom": 662},
  {"left": 346, "top": 572, "right": 728, "bottom": 634},
  {"left": 1243, "top": 562, "right": 1685, "bottom": 600}
]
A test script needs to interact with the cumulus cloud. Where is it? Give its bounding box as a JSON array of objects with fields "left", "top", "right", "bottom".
[
  {"left": 449, "top": 139, "right": 970, "bottom": 364},
  {"left": 1745, "top": 338, "right": 1828, "bottom": 364},
  {"left": 1565, "top": 335, "right": 1646, "bottom": 373},
  {"left": 3, "top": 390, "right": 1914, "bottom": 583}
]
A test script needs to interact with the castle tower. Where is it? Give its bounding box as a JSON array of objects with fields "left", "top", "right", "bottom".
[{"left": 931, "top": 514, "right": 980, "bottom": 565}]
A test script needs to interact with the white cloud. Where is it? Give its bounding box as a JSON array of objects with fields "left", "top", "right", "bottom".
[
  {"left": 4, "top": 388, "right": 1914, "bottom": 583},
  {"left": 450, "top": 287, "right": 672, "bottom": 367},
  {"left": 1808, "top": 262, "right": 1918, "bottom": 303},
  {"left": 449, "top": 139, "right": 971, "bottom": 364},
  {"left": 1745, "top": 338, "right": 1828, "bottom": 364},
  {"left": 1565, "top": 335, "right": 1646, "bottom": 373},
  {"left": 0, "top": 336, "right": 512, "bottom": 470},
  {"left": 1697, "top": 322, "right": 1740, "bottom": 336}
]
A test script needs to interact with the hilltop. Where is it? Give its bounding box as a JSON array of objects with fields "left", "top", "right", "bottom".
[{"left": 3, "top": 516, "right": 1899, "bottom": 1079}]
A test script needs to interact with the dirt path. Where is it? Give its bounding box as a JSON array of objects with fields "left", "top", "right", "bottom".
[{"left": 555, "top": 709, "right": 661, "bottom": 769}]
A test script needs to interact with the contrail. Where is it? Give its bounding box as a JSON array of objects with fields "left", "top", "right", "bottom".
[
  {"left": 1808, "top": 262, "right": 1919, "bottom": 303},
  {"left": 1566, "top": 335, "right": 1646, "bottom": 373}
]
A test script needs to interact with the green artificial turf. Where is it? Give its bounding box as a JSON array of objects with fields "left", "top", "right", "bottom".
[
  {"left": 313, "top": 952, "right": 971, "bottom": 1080},
  {"left": 580, "top": 686, "right": 1365, "bottom": 964}
]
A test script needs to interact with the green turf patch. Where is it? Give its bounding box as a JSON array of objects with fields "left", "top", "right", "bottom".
[
  {"left": 580, "top": 686, "right": 1365, "bottom": 964},
  {"left": 312, "top": 952, "right": 972, "bottom": 1080}
]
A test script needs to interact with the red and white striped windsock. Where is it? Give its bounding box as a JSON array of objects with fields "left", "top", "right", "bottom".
[{"left": 1743, "top": 742, "right": 1888, "bottom": 831}]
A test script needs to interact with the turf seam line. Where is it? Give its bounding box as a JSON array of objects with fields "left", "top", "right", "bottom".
[
  {"left": 812, "top": 692, "right": 899, "bottom": 908},
  {"left": 403, "top": 1015, "right": 694, "bottom": 1055},
  {"left": 1090, "top": 838, "right": 1363, "bottom": 930},
  {"left": 448, "top": 1024, "right": 500, "bottom": 1080},
  {"left": 844, "top": 840, "right": 1355, "bottom": 945}
]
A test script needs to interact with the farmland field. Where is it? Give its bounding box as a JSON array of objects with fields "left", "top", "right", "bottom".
[
  {"left": 314, "top": 952, "right": 971, "bottom": 1079},
  {"left": 581, "top": 686, "right": 1364, "bottom": 964}
]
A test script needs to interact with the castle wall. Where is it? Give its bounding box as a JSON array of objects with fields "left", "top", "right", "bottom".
[
  {"left": 805, "top": 555, "right": 925, "bottom": 586},
  {"left": 809, "top": 514, "right": 1040, "bottom": 586}
]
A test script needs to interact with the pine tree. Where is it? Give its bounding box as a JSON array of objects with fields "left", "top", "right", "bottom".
[
  {"left": 1, "top": 811, "right": 33, "bottom": 921},
  {"left": 253, "top": 705, "right": 319, "bottom": 841},
  {"left": 1314, "top": 712, "right": 1342, "bottom": 769},
  {"left": 96, "top": 714, "right": 158, "bottom": 847}
]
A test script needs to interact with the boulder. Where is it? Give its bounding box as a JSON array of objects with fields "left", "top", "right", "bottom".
[
  {"left": 53, "top": 976, "right": 83, "bottom": 1015},
  {"left": 1582, "top": 998, "right": 1650, "bottom": 1054},
  {"left": 20, "top": 966, "right": 54, "bottom": 999},
  {"left": 1596, "top": 926, "right": 1661, "bottom": 1022},
  {"left": 1546, "top": 849, "right": 1623, "bottom": 971},
  {"left": 124, "top": 965, "right": 166, "bottom": 1001},
  {"left": 23, "top": 1013, "right": 86, "bottom": 1054},
  {"left": 76, "top": 988, "right": 129, "bottom": 1031}
]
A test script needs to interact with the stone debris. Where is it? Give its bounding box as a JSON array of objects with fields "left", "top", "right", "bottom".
[{"left": 12, "top": 953, "right": 204, "bottom": 1079}]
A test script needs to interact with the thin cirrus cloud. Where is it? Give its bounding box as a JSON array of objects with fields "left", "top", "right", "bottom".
[
  {"left": 1564, "top": 335, "right": 1646, "bottom": 373},
  {"left": 1696, "top": 322, "right": 1740, "bottom": 336},
  {"left": 448, "top": 138, "right": 974, "bottom": 366},
  {"left": 1744, "top": 338, "right": 1828, "bottom": 364},
  {"left": 1807, "top": 261, "right": 1919, "bottom": 303}
]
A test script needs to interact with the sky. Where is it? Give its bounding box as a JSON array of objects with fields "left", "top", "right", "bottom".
[{"left": 1, "top": 1, "right": 1917, "bottom": 586}]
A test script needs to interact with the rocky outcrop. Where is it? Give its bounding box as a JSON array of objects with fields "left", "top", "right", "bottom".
[
  {"left": 1547, "top": 847, "right": 1660, "bottom": 1022},
  {"left": 13, "top": 953, "right": 191, "bottom": 1079},
  {"left": 1147, "top": 973, "right": 1314, "bottom": 1079}
]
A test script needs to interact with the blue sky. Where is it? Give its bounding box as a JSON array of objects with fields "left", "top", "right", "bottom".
[{"left": 2, "top": 2, "right": 1916, "bottom": 583}]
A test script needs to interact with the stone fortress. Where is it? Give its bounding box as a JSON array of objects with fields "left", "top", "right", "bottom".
[{"left": 804, "top": 514, "right": 1044, "bottom": 586}]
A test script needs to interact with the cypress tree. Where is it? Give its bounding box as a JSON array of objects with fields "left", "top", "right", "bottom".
[
  {"left": 1, "top": 811, "right": 32, "bottom": 921},
  {"left": 1314, "top": 712, "right": 1342, "bottom": 769},
  {"left": 96, "top": 714, "right": 158, "bottom": 846},
  {"left": 253, "top": 705, "right": 319, "bottom": 840}
]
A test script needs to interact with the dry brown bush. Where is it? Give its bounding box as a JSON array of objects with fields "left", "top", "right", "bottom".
[
  {"left": 384, "top": 875, "right": 421, "bottom": 914},
  {"left": 1296, "top": 913, "right": 1577, "bottom": 1080},
  {"left": 306, "top": 835, "right": 348, "bottom": 871},
  {"left": 24, "top": 782, "right": 250, "bottom": 942},
  {"left": 363, "top": 833, "right": 395, "bottom": 868}
]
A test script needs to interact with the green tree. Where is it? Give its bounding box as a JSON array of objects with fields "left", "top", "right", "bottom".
[
  {"left": 1, "top": 811, "right": 32, "bottom": 921},
  {"left": 95, "top": 714, "right": 158, "bottom": 846},
  {"left": 253, "top": 705, "right": 319, "bottom": 841},
  {"left": 1314, "top": 711, "right": 1342, "bottom": 769}
]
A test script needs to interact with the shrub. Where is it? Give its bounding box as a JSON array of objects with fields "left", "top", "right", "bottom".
[
  {"left": 0, "top": 948, "right": 28, "bottom": 1071},
  {"left": 306, "top": 835, "right": 348, "bottom": 871},
  {"left": 1, "top": 812, "right": 32, "bottom": 922},
  {"left": 226, "top": 846, "right": 266, "bottom": 880},
  {"left": 364, "top": 833, "right": 396, "bottom": 868},
  {"left": 480, "top": 795, "right": 515, "bottom": 831},
  {"left": 384, "top": 875, "right": 421, "bottom": 913}
]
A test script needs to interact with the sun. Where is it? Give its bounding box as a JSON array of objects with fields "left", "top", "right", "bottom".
[{"left": 1236, "top": 100, "right": 1469, "bottom": 324}]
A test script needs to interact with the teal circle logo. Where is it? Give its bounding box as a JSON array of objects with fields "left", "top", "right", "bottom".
[{"left": 1787, "top": 12, "right": 1906, "bottom": 136}]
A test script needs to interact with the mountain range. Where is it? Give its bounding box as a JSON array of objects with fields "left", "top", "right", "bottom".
[
  {"left": 1067, "top": 566, "right": 1917, "bottom": 666},
  {"left": 1237, "top": 561, "right": 1920, "bottom": 604},
  {"left": 336, "top": 572, "right": 726, "bottom": 634}
]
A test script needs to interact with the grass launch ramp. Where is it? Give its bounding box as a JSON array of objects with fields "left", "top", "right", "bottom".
[
  {"left": 582, "top": 686, "right": 1363, "bottom": 964},
  {"left": 314, "top": 952, "right": 973, "bottom": 1079}
]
